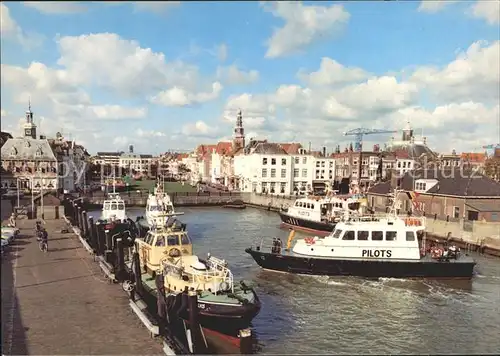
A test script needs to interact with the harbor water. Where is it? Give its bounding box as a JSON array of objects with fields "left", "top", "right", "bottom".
[{"left": 89, "top": 207, "right": 500, "bottom": 354}]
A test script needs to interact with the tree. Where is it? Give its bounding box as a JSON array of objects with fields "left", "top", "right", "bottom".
[{"left": 484, "top": 156, "right": 500, "bottom": 181}]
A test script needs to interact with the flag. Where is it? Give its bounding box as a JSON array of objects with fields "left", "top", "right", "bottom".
[{"left": 406, "top": 191, "right": 421, "bottom": 211}]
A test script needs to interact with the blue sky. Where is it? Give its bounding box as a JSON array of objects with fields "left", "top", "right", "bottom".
[{"left": 1, "top": 1, "right": 499, "bottom": 154}]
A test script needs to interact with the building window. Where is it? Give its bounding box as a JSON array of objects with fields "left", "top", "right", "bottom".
[
  {"left": 271, "top": 169, "right": 276, "bottom": 178},
  {"left": 453, "top": 206, "right": 460, "bottom": 219},
  {"left": 262, "top": 168, "right": 267, "bottom": 178},
  {"left": 294, "top": 157, "right": 299, "bottom": 164},
  {"left": 302, "top": 157, "right": 307, "bottom": 164},
  {"left": 491, "top": 213, "right": 498, "bottom": 221},
  {"left": 302, "top": 169, "right": 307, "bottom": 178},
  {"left": 329, "top": 161, "right": 333, "bottom": 168},
  {"left": 280, "top": 182, "right": 286, "bottom": 194},
  {"left": 282, "top": 158, "right": 286, "bottom": 165},
  {"left": 281, "top": 169, "right": 286, "bottom": 178},
  {"left": 271, "top": 158, "right": 276, "bottom": 165},
  {"left": 293, "top": 169, "right": 299, "bottom": 178},
  {"left": 262, "top": 158, "right": 267, "bottom": 165}
]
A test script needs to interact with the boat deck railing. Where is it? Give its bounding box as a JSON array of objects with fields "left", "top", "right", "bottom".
[{"left": 341, "top": 213, "right": 427, "bottom": 227}]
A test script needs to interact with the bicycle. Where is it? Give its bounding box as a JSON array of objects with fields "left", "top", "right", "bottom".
[{"left": 39, "top": 240, "right": 48, "bottom": 252}]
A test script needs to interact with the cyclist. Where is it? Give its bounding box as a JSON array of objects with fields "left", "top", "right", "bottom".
[
  {"left": 8, "top": 213, "right": 16, "bottom": 228},
  {"left": 35, "top": 220, "right": 43, "bottom": 240},
  {"left": 39, "top": 228, "right": 48, "bottom": 252}
]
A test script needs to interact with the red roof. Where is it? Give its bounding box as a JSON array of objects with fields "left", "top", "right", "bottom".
[
  {"left": 215, "top": 141, "right": 232, "bottom": 155},
  {"left": 279, "top": 143, "right": 302, "bottom": 154},
  {"left": 461, "top": 152, "right": 486, "bottom": 163}
]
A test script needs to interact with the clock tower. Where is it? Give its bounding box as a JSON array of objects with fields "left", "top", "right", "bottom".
[{"left": 23, "top": 99, "right": 37, "bottom": 139}]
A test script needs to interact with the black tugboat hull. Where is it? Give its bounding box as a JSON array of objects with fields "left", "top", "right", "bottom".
[
  {"left": 245, "top": 248, "right": 476, "bottom": 279},
  {"left": 279, "top": 212, "right": 335, "bottom": 236}
]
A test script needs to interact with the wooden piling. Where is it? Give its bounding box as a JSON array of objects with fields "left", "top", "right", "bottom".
[
  {"left": 239, "top": 328, "right": 253, "bottom": 354},
  {"left": 104, "top": 229, "right": 113, "bottom": 264},
  {"left": 188, "top": 290, "right": 207, "bottom": 354},
  {"left": 82, "top": 211, "right": 89, "bottom": 239},
  {"left": 77, "top": 206, "right": 83, "bottom": 229},
  {"left": 116, "top": 238, "right": 125, "bottom": 281},
  {"left": 95, "top": 222, "right": 105, "bottom": 256},
  {"left": 88, "top": 217, "right": 97, "bottom": 252},
  {"left": 132, "top": 251, "right": 143, "bottom": 296}
]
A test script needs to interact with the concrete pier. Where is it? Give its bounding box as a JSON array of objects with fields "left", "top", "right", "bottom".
[{"left": 1, "top": 218, "right": 164, "bottom": 355}]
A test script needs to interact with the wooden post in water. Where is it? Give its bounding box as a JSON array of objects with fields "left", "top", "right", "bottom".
[
  {"left": 116, "top": 237, "right": 125, "bottom": 281},
  {"left": 72, "top": 202, "right": 78, "bottom": 225},
  {"left": 77, "top": 206, "right": 83, "bottom": 229},
  {"left": 188, "top": 290, "right": 207, "bottom": 354},
  {"left": 132, "top": 251, "right": 143, "bottom": 297},
  {"left": 82, "top": 211, "right": 89, "bottom": 239},
  {"left": 104, "top": 228, "right": 113, "bottom": 264},
  {"left": 239, "top": 328, "right": 253, "bottom": 354},
  {"left": 96, "top": 222, "right": 105, "bottom": 256},
  {"left": 88, "top": 217, "right": 96, "bottom": 251}
]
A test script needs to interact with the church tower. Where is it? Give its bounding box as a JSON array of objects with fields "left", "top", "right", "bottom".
[
  {"left": 23, "top": 99, "right": 37, "bottom": 139},
  {"left": 402, "top": 119, "right": 414, "bottom": 142},
  {"left": 232, "top": 109, "right": 245, "bottom": 151}
]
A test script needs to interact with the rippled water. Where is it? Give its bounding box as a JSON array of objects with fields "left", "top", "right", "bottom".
[{"left": 89, "top": 207, "right": 500, "bottom": 354}]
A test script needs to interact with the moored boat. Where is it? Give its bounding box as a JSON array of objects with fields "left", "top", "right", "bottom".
[
  {"left": 135, "top": 222, "right": 261, "bottom": 327},
  {"left": 279, "top": 193, "right": 367, "bottom": 235},
  {"left": 222, "top": 199, "right": 246, "bottom": 209},
  {"left": 247, "top": 191, "right": 476, "bottom": 279}
]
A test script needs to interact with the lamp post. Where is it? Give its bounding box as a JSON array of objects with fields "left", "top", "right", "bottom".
[{"left": 16, "top": 178, "right": 20, "bottom": 208}]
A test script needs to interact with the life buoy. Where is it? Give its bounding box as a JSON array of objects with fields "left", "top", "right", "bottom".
[
  {"left": 304, "top": 237, "right": 315, "bottom": 245},
  {"left": 219, "top": 281, "right": 230, "bottom": 291},
  {"left": 169, "top": 248, "right": 181, "bottom": 257}
]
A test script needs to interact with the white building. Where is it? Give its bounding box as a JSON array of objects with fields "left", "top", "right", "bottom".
[
  {"left": 234, "top": 141, "right": 336, "bottom": 195},
  {"left": 119, "top": 152, "right": 153, "bottom": 175}
]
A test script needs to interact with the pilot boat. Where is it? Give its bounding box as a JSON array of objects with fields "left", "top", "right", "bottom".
[
  {"left": 136, "top": 178, "right": 184, "bottom": 232},
  {"left": 279, "top": 193, "right": 367, "bottom": 235},
  {"left": 101, "top": 193, "right": 127, "bottom": 222},
  {"left": 135, "top": 219, "right": 261, "bottom": 326},
  {"left": 247, "top": 190, "right": 476, "bottom": 279}
]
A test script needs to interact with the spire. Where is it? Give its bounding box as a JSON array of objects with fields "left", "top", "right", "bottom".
[{"left": 232, "top": 109, "right": 245, "bottom": 151}]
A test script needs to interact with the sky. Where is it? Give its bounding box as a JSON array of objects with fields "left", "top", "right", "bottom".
[{"left": 1, "top": 1, "right": 499, "bottom": 155}]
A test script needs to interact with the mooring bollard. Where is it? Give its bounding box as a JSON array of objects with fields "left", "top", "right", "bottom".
[
  {"left": 239, "top": 328, "right": 253, "bottom": 354},
  {"left": 82, "top": 211, "right": 89, "bottom": 239},
  {"left": 104, "top": 229, "right": 113, "bottom": 264},
  {"left": 72, "top": 203, "right": 78, "bottom": 225},
  {"left": 78, "top": 207, "right": 84, "bottom": 230},
  {"left": 188, "top": 290, "right": 207, "bottom": 354}
]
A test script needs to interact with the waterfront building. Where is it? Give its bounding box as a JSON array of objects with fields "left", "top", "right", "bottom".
[
  {"left": 0, "top": 104, "right": 88, "bottom": 192},
  {"left": 118, "top": 145, "right": 153, "bottom": 176}
]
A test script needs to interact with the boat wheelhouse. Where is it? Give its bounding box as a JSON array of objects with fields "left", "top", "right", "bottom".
[
  {"left": 143, "top": 179, "right": 184, "bottom": 228},
  {"left": 279, "top": 194, "right": 367, "bottom": 235},
  {"left": 101, "top": 193, "right": 127, "bottom": 222},
  {"left": 247, "top": 191, "right": 476, "bottom": 279},
  {"left": 135, "top": 222, "right": 261, "bottom": 324}
]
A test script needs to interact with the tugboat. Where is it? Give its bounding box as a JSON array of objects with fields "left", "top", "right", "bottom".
[
  {"left": 135, "top": 220, "right": 261, "bottom": 326},
  {"left": 98, "top": 184, "right": 137, "bottom": 238},
  {"left": 247, "top": 190, "right": 476, "bottom": 279},
  {"left": 279, "top": 193, "right": 367, "bottom": 235},
  {"left": 136, "top": 178, "right": 184, "bottom": 234}
]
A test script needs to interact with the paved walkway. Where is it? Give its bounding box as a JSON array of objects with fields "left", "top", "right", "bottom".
[{"left": 1, "top": 217, "right": 164, "bottom": 355}]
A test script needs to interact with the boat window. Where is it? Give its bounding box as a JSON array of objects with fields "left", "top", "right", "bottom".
[
  {"left": 145, "top": 233, "right": 155, "bottom": 245},
  {"left": 342, "top": 231, "right": 355, "bottom": 240},
  {"left": 306, "top": 203, "right": 310, "bottom": 208},
  {"left": 295, "top": 202, "right": 299, "bottom": 207},
  {"left": 180, "top": 233, "right": 191, "bottom": 245},
  {"left": 117, "top": 203, "right": 125, "bottom": 210},
  {"left": 386, "top": 231, "right": 397, "bottom": 241},
  {"left": 110, "top": 202, "right": 117, "bottom": 210},
  {"left": 167, "top": 235, "right": 179, "bottom": 246},
  {"left": 103, "top": 202, "right": 110, "bottom": 210},
  {"left": 372, "top": 231, "right": 383, "bottom": 241},
  {"left": 348, "top": 202, "right": 360, "bottom": 210},
  {"left": 331, "top": 229, "right": 342, "bottom": 239},
  {"left": 357, "top": 231, "right": 369, "bottom": 240},
  {"left": 406, "top": 231, "right": 416, "bottom": 241},
  {"left": 155, "top": 236, "right": 165, "bottom": 246},
  {"left": 311, "top": 204, "right": 314, "bottom": 209}
]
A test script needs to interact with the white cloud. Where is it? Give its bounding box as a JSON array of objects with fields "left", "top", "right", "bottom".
[
  {"left": 0, "top": 3, "right": 44, "bottom": 49},
  {"left": 0, "top": 109, "right": 7, "bottom": 118},
  {"left": 469, "top": 1, "right": 500, "bottom": 25},
  {"left": 217, "top": 43, "right": 228, "bottom": 62},
  {"left": 410, "top": 40, "right": 500, "bottom": 103},
  {"left": 23, "top": 2, "right": 87, "bottom": 14},
  {"left": 298, "top": 58, "right": 369, "bottom": 86},
  {"left": 181, "top": 120, "right": 222, "bottom": 138},
  {"left": 150, "top": 82, "right": 223, "bottom": 107},
  {"left": 417, "top": 1, "right": 458, "bottom": 13},
  {"left": 263, "top": 2, "right": 350, "bottom": 58},
  {"left": 216, "top": 65, "right": 259, "bottom": 85},
  {"left": 136, "top": 129, "right": 166, "bottom": 138}
]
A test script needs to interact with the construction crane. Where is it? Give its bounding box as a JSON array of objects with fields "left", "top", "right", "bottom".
[{"left": 344, "top": 128, "right": 398, "bottom": 152}]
